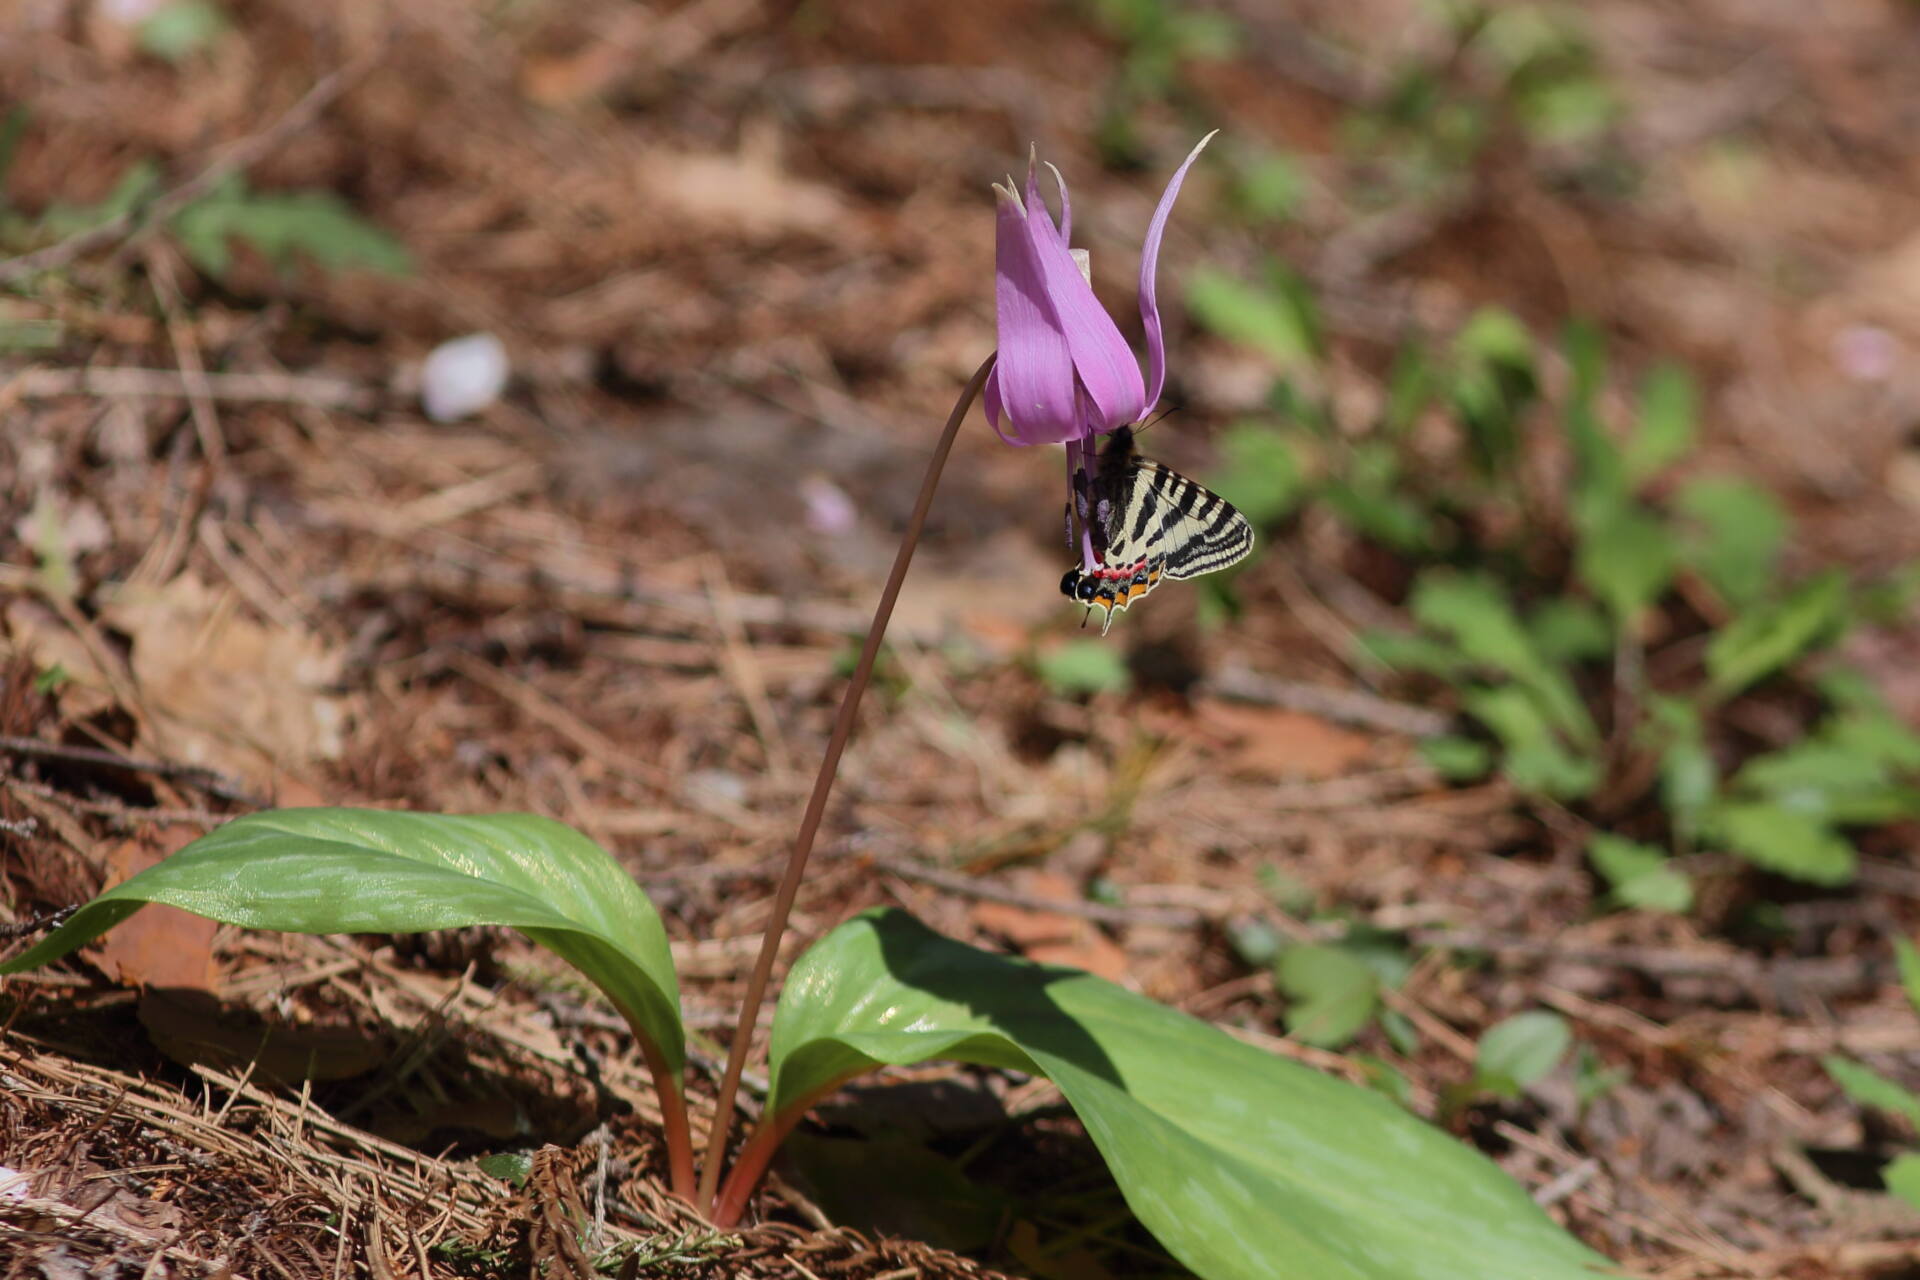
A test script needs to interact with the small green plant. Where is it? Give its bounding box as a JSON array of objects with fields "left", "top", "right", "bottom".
[
  {"left": 1192, "top": 266, "right": 1920, "bottom": 898},
  {"left": 1342, "top": 1, "right": 1620, "bottom": 205},
  {"left": 1822, "top": 938, "right": 1920, "bottom": 1211},
  {"left": 0, "top": 154, "right": 408, "bottom": 281},
  {"left": 1083, "top": 0, "right": 1241, "bottom": 167},
  {"left": 0, "top": 334, "right": 1607, "bottom": 1278}
]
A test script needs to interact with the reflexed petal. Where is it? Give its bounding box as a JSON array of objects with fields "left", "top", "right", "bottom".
[
  {"left": 994, "top": 183, "right": 1079, "bottom": 444},
  {"left": 1024, "top": 154, "right": 1071, "bottom": 249},
  {"left": 1139, "top": 131, "right": 1216, "bottom": 409},
  {"left": 1022, "top": 190, "right": 1146, "bottom": 434},
  {"left": 1044, "top": 161, "right": 1072, "bottom": 245},
  {"left": 982, "top": 363, "right": 1020, "bottom": 445}
]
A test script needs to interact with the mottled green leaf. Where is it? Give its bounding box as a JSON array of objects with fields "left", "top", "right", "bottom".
[
  {"left": 0, "top": 808, "right": 684, "bottom": 1081},
  {"left": 766, "top": 910, "right": 1608, "bottom": 1280}
]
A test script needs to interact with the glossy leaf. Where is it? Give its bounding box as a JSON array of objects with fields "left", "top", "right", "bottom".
[
  {"left": 763, "top": 909, "right": 1608, "bottom": 1280},
  {"left": 0, "top": 808, "right": 684, "bottom": 1080}
]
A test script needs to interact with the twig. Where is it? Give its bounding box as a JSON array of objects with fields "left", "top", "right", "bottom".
[
  {"left": 8, "top": 366, "right": 374, "bottom": 410},
  {"left": 1, "top": 777, "right": 227, "bottom": 830},
  {"left": 0, "top": 734, "right": 257, "bottom": 804},
  {"left": 145, "top": 246, "right": 225, "bottom": 465},
  {"left": 878, "top": 859, "right": 1202, "bottom": 929},
  {"left": 1200, "top": 666, "right": 1451, "bottom": 738},
  {"left": 0, "top": 54, "right": 377, "bottom": 286},
  {"left": 0, "top": 905, "right": 75, "bottom": 940},
  {"left": 699, "top": 355, "right": 995, "bottom": 1221}
]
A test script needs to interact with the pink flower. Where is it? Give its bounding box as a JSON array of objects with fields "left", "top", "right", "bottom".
[{"left": 986, "top": 133, "right": 1215, "bottom": 448}]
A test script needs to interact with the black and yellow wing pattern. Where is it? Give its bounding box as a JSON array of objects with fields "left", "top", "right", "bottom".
[{"left": 1061, "top": 427, "right": 1254, "bottom": 632}]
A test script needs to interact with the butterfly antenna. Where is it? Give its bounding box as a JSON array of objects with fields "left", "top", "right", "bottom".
[{"left": 1133, "top": 405, "right": 1181, "bottom": 437}]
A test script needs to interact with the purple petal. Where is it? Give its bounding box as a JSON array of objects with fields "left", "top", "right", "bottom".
[
  {"left": 1021, "top": 187, "right": 1146, "bottom": 434},
  {"left": 993, "top": 182, "right": 1079, "bottom": 444},
  {"left": 1066, "top": 439, "right": 1098, "bottom": 570},
  {"left": 1024, "top": 153, "right": 1070, "bottom": 249},
  {"left": 983, "top": 363, "right": 1022, "bottom": 445},
  {"left": 1139, "top": 131, "right": 1216, "bottom": 410},
  {"left": 1045, "top": 162, "right": 1071, "bottom": 246}
]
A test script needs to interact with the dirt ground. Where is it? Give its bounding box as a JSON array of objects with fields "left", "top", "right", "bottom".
[{"left": 5, "top": 0, "right": 1920, "bottom": 1276}]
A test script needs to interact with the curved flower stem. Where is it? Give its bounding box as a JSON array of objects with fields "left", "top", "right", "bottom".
[{"left": 694, "top": 354, "right": 997, "bottom": 1218}]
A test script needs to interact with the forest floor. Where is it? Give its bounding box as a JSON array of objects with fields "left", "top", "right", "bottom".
[{"left": 5, "top": 1, "right": 1920, "bottom": 1277}]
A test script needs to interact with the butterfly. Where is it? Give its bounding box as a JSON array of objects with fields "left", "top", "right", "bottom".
[{"left": 1059, "top": 425, "right": 1254, "bottom": 633}]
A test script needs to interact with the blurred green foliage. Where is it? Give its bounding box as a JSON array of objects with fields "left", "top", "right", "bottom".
[
  {"left": 1823, "top": 949, "right": 1920, "bottom": 1211},
  {"left": 0, "top": 125, "right": 408, "bottom": 283},
  {"left": 1190, "top": 227, "right": 1920, "bottom": 899}
]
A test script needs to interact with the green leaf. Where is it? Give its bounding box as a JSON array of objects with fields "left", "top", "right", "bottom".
[
  {"left": 1463, "top": 685, "right": 1601, "bottom": 800},
  {"left": 1646, "top": 695, "right": 1715, "bottom": 842},
  {"left": 1707, "top": 802, "right": 1856, "bottom": 886},
  {"left": 1626, "top": 363, "right": 1697, "bottom": 482},
  {"left": 1382, "top": 341, "right": 1433, "bottom": 438},
  {"left": 1705, "top": 571, "right": 1850, "bottom": 699},
  {"left": 1208, "top": 422, "right": 1303, "bottom": 525},
  {"left": 35, "top": 160, "right": 162, "bottom": 238},
  {"left": 1420, "top": 735, "right": 1494, "bottom": 781},
  {"left": 1233, "top": 151, "right": 1307, "bottom": 223},
  {"left": 1587, "top": 834, "right": 1692, "bottom": 914},
  {"left": 1325, "top": 443, "right": 1435, "bottom": 552},
  {"left": 170, "top": 176, "right": 410, "bottom": 280},
  {"left": 1474, "top": 1011, "right": 1571, "bottom": 1098},
  {"left": 1354, "top": 1054, "right": 1414, "bottom": 1107},
  {"left": 1449, "top": 307, "right": 1537, "bottom": 478},
  {"left": 1186, "top": 265, "right": 1321, "bottom": 369},
  {"left": 0, "top": 808, "right": 684, "bottom": 1080},
  {"left": 1410, "top": 571, "right": 1594, "bottom": 744},
  {"left": 767, "top": 910, "right": 1608, "bottom": 1280},
  {"left": 1275, "top": 944, "right": 1379, "bottom": 1049},
  {"left": 1895, "top": 938, "right": 1920, "bottom": 1017},
  {"left": 1884, "top": 1153, "right": 1920, "bottom": 1211},
  {"left": 1730, "top": 729, "right": 1920, "bottom": 826},
  {"left": 1527, "top": 596, "right": 1613, "bottom": 664},
  {"left": 139, "top": 0, "right": 229, "bottom": 62},
  {"left": 476, "top": 1152, "right": 533, "bottom": 1188},
  {"left": 1660, "top": 737, "right": 1716, "bottom": 843},
  {"left": 1823, "top": 1056, "right": 1920, "bottom": 1127},
  {"left": 1574, "top": 500, "right": 1676, "bottom": 627},
  {"left": 1561, "top": 320, "right": 1606, "bottom": 419},
  {"left": 1035, "top": 640, "right": 1131, "bottom": 696},
  {"left": 1674, "top": 477, "right": 1787, "bottom": 609}
]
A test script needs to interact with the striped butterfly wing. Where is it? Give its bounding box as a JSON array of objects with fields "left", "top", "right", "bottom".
[{"left": 1102, "top": 459, "right": 1254, "bottom": 581}]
